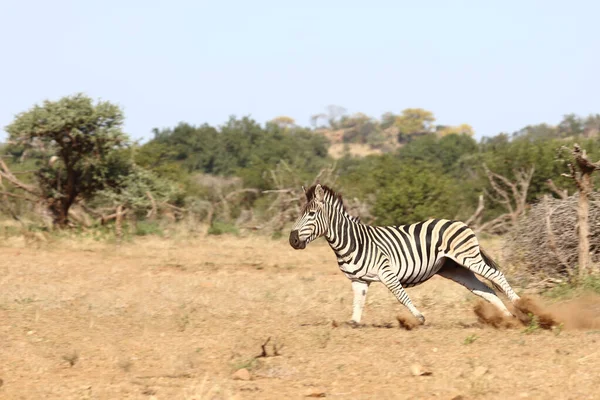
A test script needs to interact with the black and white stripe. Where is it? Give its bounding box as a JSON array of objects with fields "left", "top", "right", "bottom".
[{"left": 289, "top": 184, "right": 521, "bottom": 324}]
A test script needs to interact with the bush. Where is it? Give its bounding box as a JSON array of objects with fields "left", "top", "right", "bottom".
[
  {"left": 505, "top": 193, "right": 600, "bottom": 280},
  {"left": 135, "top": 220, "right": 164, "bottom": 236},
  {"left": 543, "top": 275, "right": 600, "bottom": 299},
  {"left": 207, "top": 221, "right": 239, "bottom": 236}
]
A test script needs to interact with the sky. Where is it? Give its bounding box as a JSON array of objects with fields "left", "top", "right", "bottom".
[{"left": 1, "top": 0, "right": 599, "bottom": 143}]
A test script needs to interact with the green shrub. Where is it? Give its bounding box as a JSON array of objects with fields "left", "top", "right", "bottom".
[
  {"left": 207, "top": 221, "right": 239, "bottom": 236},
  {"left": 135, "top": 220, "right": 163, "bottom": 237},
  {"left": 543, "top": 275, "right": 600, "bottom": 299}
]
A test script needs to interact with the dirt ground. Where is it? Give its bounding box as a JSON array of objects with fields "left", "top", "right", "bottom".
[{"left": 1, "top": 234, "right": 600, "bottom": 400}]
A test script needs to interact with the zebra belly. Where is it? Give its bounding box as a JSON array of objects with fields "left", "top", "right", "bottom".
[
  {"left": 398, "top": 257, "right": 446, "bottom": 286},
  {"left": 338, "top": 263, "right": 380, "bottom": 282}
]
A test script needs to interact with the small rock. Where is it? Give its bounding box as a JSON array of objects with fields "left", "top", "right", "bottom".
[
  {"left": 473, "top": 366, "right": 488, "bottom": 378},
  {"left": 27, "top": 330, "right": 35, "bottom": 336},
  {"left": 410, "top": 364, "right": 432, "bottom": 376},
  {"left": 432, "top": 347, "right": 438, "bottom": 353},
  {"left": 232, "top": 368, "right": 251, "bottom": 381},
  {"left": 451, "top": 395, "right": 464, "bottom": 400}
]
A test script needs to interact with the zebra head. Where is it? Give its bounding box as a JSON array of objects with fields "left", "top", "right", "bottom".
[{"left": 289, "top": 184, "right": 329, "bottom": 250}]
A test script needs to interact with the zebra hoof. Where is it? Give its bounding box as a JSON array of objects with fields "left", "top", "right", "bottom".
[
  {"left": 345, "top": 320, "right": 362, "bottom": 329},
  {"left": 416, "top": 314, "right": 426, "bottom": 325}
]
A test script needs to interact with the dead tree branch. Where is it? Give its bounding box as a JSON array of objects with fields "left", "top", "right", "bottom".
[
  {"left": 0, "top": 159, "right": 40, "bottom": 196},
  {"left": 465, "top": 194, "right": 485, "bottom": 227},
  {"left": 543, "top": 196, "right": 572, "bottom": 278},
  {"left": 546, "top": 179, "right": 568, "bottom": 200},
  {"left": 479, "top": 164, "right": 535, "bottom": 234},
  {"left": 146, "top": 191, "right": 157, "bottom": 219},
  {"left": 101, "top": 208, "right": 129, "bottom": 225}
]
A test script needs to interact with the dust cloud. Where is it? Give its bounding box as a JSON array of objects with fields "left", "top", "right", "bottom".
[{"left": 474, "top": 294, "right": 600, "bottom": 330}]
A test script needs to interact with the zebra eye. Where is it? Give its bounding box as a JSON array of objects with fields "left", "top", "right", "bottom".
[{"left": 308, "top": 211, "right": 316, "bottom": 217}]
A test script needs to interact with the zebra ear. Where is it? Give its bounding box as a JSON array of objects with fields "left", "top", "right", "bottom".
[{"left": 315, "top": 184, "right": 325, "bottom": 202}]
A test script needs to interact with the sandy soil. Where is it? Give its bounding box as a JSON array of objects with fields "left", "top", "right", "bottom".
[{"left": 1, "top": 235, "right": 599, "bottom": 400}]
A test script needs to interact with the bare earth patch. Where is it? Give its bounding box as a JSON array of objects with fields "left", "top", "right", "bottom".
[{"left": 1, "top": 235, "right": 600, "bottom": 399}]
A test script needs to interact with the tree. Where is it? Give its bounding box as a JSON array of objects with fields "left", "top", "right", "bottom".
[
  {"left": 560, "top": 144, "right": 600, "bottom": 278},
  {"left": 583, "top": 114, "right": 600, "bottom": 138},
  {"left": 398, "top": 133, "right": 478, "bottom": 173},
  {"left": 310, "top": 113, "right": 328, "bottom": 128},
  {"left": 4, "top": 93, "right": 129, "bottom": 227},
  {"left": 380, "top": 112, "right": 397, "bottom": 130},
  {"left": 436, "top": 123, "right": 474, "bottom": 137},
  {"left": 512, "top": 123, "right": 557, "bottom": 140},
  {"left": 558, "top": 114, "right": 584, "bottom": 137},
  {"left": 372, "top": 159, "right": 460, "bottom": 225},
  {"left": 478, "top": 164, "right": 535, "bottom": 234},
  {"left": 326, "top": 105, "right": 347, "bottom": 129},
  {"left": 269, "top": 116, "right": 296, "bottom": 130},
  {"left": 150, "top": 122, "right": 219, "bottom": 173},
  {"left": 394, "top": 108, "right": 436, "bottom": 143},
  {"left": 95, "top": 164, "right": 183, "bottom": 219},
  {"left": 339, "top": 113, "right": 380, "bottom": 145}
]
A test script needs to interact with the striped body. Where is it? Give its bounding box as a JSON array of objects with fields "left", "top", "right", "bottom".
[
  {"left": 332, "top": 219, "right": 475, "bottom": 286},
  {"left": 289, "top": 184, "right": 521, "bottom": 325},
  {"left": 328, "top": 219, "right": 470, "bottom": 287}
]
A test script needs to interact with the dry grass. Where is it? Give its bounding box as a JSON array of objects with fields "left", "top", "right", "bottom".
[{"left": 1, "top": 234, "right": 600, "bottom": 399}]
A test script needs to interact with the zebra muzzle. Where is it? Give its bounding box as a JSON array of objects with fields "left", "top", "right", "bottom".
[{"left": 289, "top": 230, "right": 306, "bottom": 249}]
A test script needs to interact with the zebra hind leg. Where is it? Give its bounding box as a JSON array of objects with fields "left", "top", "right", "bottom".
[
  {"left": 454, "top": 247, "right": 521, "bottom": 305},
  {"left": 437, "top": 260, "right": 513, "bottom": 317}
]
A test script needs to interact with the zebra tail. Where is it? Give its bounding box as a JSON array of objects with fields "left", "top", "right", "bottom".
[
  {"left": 480, "top": 246, "right": 504, "bottom": 292},
  {"left": 480, "top": 247, "right": 500, "bottom": 271}
]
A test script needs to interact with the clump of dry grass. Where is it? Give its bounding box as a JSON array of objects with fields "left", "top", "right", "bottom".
[{"left": 62, "top": 350, "right": 79, "bottom": 367}]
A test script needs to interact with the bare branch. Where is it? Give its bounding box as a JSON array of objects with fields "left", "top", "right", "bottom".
[
  {"left": 223, "top": 188, "right": 260, "bottom": 201},
  {"left": 0, "top": 191, "right": 37, "bottom": 202},
  {"left": 0, "top": 159, "right": 40, "bottom": 196},
  {"left": 146, "top": 191, "right": 157, "bottom": 219},
  {"left": 546, "top": 179, "right": 568, "bottom": 200},
  {"left": 465, "top": 194, "right": 485, "bottom": 227},
  {"left": 100, "top": 208, "right": 129, "bottom": 224},
  {"left": 543, "top": 196, "right": 572, "bottom": 277},
  {"left": 262, "top": 189, "right": 295, "bottom": 194},
  {"left": 480, "top": 164, "right": 534, "bottom": 233},
  {"left": 161, "top": 202, "right": 187, "bottom": 212}
]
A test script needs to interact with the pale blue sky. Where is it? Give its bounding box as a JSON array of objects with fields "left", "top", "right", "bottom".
[{"left": 1, "top": 0, "right": 598, "bottom": 143}]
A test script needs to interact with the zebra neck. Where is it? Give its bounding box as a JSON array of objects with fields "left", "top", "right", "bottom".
[{"left": 324, "top": 204, "right": 361, "bottom": 259}]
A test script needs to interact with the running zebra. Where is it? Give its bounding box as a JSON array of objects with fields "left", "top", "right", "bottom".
[{"left": 288, "top": 184, "right": 521, "bottom": 325}]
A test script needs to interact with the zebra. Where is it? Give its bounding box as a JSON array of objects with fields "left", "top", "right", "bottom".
[{"left": 288, "top": 183, "right": 521, "bottom": 325}]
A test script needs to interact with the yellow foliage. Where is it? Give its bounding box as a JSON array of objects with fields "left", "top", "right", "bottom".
[
  {"left": 270, "top": 116, "right": 296, "bottom": 127},
  {"left": 437, "top": 123, "right": 474, "bottom": 137},
  {"left": 395, "top": 108, "right": 436, "bottom": 135}
]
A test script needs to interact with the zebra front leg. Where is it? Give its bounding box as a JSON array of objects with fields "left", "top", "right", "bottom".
[
  {"left": 350, "top": 280, "right": 369, "bottom": 324},
  {"left": 379, "top": 268, "right": 425, "bottom": 324}
]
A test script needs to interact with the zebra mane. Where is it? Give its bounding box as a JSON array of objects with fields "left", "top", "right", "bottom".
[{"left": 304, "top": 184, "right": 361, "bottom": 223}]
